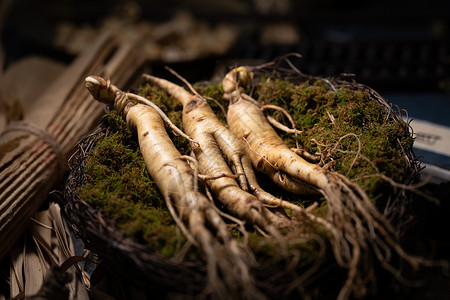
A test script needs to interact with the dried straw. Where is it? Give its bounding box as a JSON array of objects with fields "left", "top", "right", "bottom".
[{"left": 9, "top": 203, "right": 89, "bottom": 299}]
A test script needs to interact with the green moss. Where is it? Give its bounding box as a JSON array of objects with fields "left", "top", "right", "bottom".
[{"left": 255, "top": 75, "right": 414, "bottom": 205}]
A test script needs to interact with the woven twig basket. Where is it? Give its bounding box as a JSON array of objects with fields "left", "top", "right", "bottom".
[{"left": 63, "top": 59, "right": 420, "bottom": 298}]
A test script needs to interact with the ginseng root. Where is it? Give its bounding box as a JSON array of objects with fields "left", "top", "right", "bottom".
[
  {"left": 85, "top": 76, "right": 262, "bottom": 299},
  {"left": 142, "top": 73, "right": 307, "bottom": 234},
  {"left": 222, "top": 66, "right": 428, "bottom": 300}
]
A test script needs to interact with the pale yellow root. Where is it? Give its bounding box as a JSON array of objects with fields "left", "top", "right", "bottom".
[
  {"left": 85, "top": 76, "right": 263, "bottom": 299},
  {"left": 222, "top": 67, "right": 428, "bottom": 300},
  {"left": 142, "top": 73, "right": 319, "bottom": 232},
  {"left": 143, "top": 73, "right": 291, "bottom": 231}
]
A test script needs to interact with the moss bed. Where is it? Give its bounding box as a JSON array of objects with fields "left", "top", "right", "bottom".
[{"left": 254, "top": 76, "right": 414, "bottom": 205}]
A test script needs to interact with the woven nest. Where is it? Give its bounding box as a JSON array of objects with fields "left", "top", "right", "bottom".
[{"left": 63, "top": 58, "right": 421, "bottom": 299}]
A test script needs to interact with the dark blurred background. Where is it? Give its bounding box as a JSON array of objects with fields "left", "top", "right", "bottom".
[
  {"left": 3, "top": 0, "right": 449, "bottom": 171},
  {"left": 2, "top": 0, "right": 449, "bottom": 90}
]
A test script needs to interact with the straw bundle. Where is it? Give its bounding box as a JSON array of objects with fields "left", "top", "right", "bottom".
[
  {"left": 8, "top": 202, "right": 89, "bottom": 299},
  {"left": 0, "top": 32, "right": 145, "bottom": 261}
]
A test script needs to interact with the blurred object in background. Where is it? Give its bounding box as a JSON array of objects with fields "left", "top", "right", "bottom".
[{"left": 51, "top": 11, "right": 238, "bottom": 64}]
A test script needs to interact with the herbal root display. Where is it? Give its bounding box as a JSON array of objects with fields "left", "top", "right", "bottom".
[
  {"left": 142, "top": 72, "right": 315, "bottom": 232},
  {"left": 72, "top": 61, "right": 439, "bottom": 299}
]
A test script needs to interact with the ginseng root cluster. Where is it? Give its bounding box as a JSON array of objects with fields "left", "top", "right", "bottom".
[{"left": 82, "top": 66, "right": 428, "bottom": 300}]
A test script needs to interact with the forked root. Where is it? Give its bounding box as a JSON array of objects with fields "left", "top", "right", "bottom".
[{"left": 142, "top": 72, "right": 305, "bottom": 234}]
